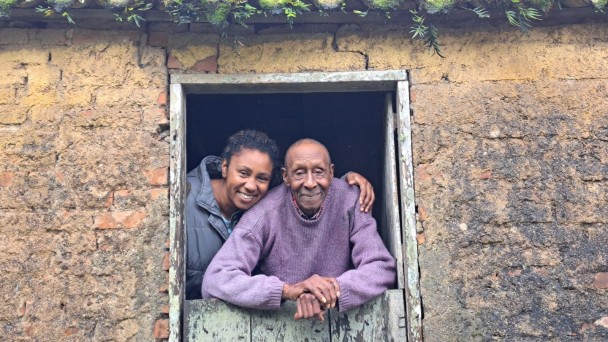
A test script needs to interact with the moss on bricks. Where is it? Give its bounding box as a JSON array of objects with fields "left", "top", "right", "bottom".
[
  {"left": 421, "top": 0, "right": 455, "bottom": 13},
  {"left": 47, "top": 0, "right": 76, "bottom": 12},
  {"left": 313, "top": 0, "right": 344, "bottom": 10},
  {"left": 591, "top": 0, "right": 607, "bottom": 9},
  {"left": 204, "top": 1, "right": 232, "bottom": 25},
  {"left": 258, "top": 0, "right": 288, "bottom": 13},
  {"left": 0, "top": 0, "right": 18, "bottom": 16},
  {"left": 366, "top": 0, "right": 402, "bottom": 10}
]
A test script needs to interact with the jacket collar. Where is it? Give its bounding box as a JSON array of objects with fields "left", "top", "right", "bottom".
[{"left": 195, "top": 155, "right": 243, "bottom": 224}]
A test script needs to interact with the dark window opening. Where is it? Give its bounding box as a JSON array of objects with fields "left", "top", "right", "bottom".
[{"left": 186, "top": 91, "right": 388, "bottom": 221}]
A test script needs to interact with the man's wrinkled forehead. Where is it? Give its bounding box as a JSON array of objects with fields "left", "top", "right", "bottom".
[{"left": 284, "top": 139, "right": 331, "bottom": 168}]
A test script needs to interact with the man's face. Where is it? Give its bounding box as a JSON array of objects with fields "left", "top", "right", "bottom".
[
  {"left": 282, "top": 142, "right": 334, "bottom": 217},
  {"left": 222, "top": 148, "right": 273, "bottom": 211}
]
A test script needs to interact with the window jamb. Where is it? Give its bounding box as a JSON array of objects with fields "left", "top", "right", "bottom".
[{"left": 169, "top": 72, "right": 422, "bottom": 342}]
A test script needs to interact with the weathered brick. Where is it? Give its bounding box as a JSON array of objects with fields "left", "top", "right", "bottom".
[
  {"left": 418, "top": 206, "right": 428, "bottom": 222},
  {"left": 0, "top": 87, "right": 16, "bottom": 105},
  {"left": 416, "top": 233, "right": 425, "bottom": 245},
  {"left": 148, "top": 32, "right": 168, "bottom": 48},
  {"left": 93, "top": 211, "right": 147, "bottom": 229},
  {"left": 0, "top": 106, "right": 27, "bottom": 124},
  {"left": 32, "top": 30, "right": 69, "bottom": 46},
  {"left": 191, "top": 55, "right": 217, "bottom": 73},
  {"left": 219, "top": 33, "right": 364, "bottom": 74},
  {"left": 158, "top": 274, "right": 169, "bottom": 293},
  {"left": 71, "top": 30, "right": 139, "bottom": 45},
  {"left": 0, "top": 172, "right": 15, "bottom": 187},
  {"left": 0, "top": 29, "right": 29, "bottom": 45},
  {"left": 595, "top": 317, "right": 608, "bottom": 329},
  {"left": 114, "top": 190, "right": 131, "bottom": 198},
  {"left": 580, "top": 322, "right": 596, "bottom": 334},
  {"left": 162, "top": 252, "right": 170, "bottom": 271},
  {"left": 150, "top": 188, "right": 168, "bottom": 201},
  {"left": 166, "top": 55, "right": 183, "bottom": 69},
  {"left": 592, "top": 273, "right": 608, "bottom": 289},
  {"left": 157, "top": 90, "right": 167, "bottom": 106},
  {"left": 479, "top": 170, "right": 492, "bottom": 180},
  {"left": 153, "top": 319, "right": 169, "bottom": 339},
  {"left": 144, "top": 167, "right": 168, "bottom": 186},
  {"left": 63, "top": 327, "right": 79, "bottom": 337}
]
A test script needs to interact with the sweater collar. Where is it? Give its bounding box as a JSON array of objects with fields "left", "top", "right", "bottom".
[{"left": 290, "top": 195, "right": 324, "bottom": 220}]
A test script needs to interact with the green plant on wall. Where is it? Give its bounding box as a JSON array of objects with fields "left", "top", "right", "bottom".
[
  {"left": 110, "top": 0, "right": 154, "bottom": 26},
  {"left": 2, "top": 0, "right": 607, "bottom": 55},
  {"left": 258, "top": 0, "right": 310, "bottom": 25},
  {"left": 0, "top": 0, "right": 18, "bottom": 17}
]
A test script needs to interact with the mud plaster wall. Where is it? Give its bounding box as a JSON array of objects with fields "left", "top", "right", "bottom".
[
  {"left": 0, "top": 20, "right": 607, "bottom": 341},
  {"left": 0, "top": 30, "right": 170, "bottom": 341},
  {"left": 163, "top": 22, "right": 608, "bottom": 340}
]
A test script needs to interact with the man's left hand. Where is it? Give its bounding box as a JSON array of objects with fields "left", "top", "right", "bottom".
[{"left": 294, "top": 293, "right": 326, "bottom": 322}]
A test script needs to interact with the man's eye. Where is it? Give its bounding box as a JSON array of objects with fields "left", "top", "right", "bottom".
[{"left": 239, "top": 170, "right": 248, "bottom": 176}]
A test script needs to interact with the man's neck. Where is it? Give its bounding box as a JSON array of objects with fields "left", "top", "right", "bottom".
[{"left": 291, "top": 196, "right": 323, "bottom": 220}]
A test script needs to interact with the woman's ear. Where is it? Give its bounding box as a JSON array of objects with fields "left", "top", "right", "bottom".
[{"left": 221, "top": 159, "right": 228, "bottom": 178}]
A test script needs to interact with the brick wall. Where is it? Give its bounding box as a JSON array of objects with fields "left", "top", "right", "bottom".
[
  {"left": 1, "top": 19, "right": 607, "bottom": 341},
  {"left": 162, "top": 22, "right": 608, "bottom": 340},
  {"left": 0, "top": 29, "right": 170, "bottom": 341}
]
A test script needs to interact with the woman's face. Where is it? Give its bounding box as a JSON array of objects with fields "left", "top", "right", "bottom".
[{"left": 222, "top": 148, "right": 274, "bottom": 211}]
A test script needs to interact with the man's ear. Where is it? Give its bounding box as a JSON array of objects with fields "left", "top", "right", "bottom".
[
  {"left": 221, "top": 159, "right": 228, "bottom": 178},
  {"left": 281, "top": 167, "right": 288, "bottom": 185},
  {"left": 329, "top": 164, "right": 335, "bottom": 179}
]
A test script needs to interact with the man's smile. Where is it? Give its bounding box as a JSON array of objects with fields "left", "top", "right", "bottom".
[{"left": 300, "top": 192, "right": 321, "bottom": 198}]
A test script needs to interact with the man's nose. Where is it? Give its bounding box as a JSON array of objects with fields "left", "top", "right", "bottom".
[{"left": 303, "top": 172, "right": 316, "bottom": 188}]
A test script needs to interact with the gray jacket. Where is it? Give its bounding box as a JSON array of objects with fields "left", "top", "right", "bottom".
[{"left": 185, "top": 156, "right": 242, "bottom": 300}]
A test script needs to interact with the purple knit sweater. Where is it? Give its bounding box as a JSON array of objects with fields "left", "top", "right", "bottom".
[{"left": 201, "top": 178, "right": 396, "bottom": 312}]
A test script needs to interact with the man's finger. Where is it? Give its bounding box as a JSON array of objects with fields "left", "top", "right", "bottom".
[
  {"left": 319, "top": 284, "right": 336, "bottom": 309},
  {"left": 295, "top": 298, "right": 304, "bottom": 320},
  {"left": 303, "top": 296, "right": 314, "bottom": 318},
  {"left": 309, "top": 288, "right": 327, "bottom": 304},
  {"left": 328, "top": 278, "right": 341, "bottom": 299}
]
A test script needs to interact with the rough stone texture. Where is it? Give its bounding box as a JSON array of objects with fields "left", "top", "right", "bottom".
[
  {"left": 2, "top": 18, "right": 608, "bottom": 342},
  {"left": 0, "top": 29, "right": 169, "bottom": 341},
  {"left": 166, "top": 34, "right": 218, "bottom": 72},
  {"left": 335, "top": 23, "right": 608, "bottom": 84},
  {"left": 217, "top": 33, "right": 365, "bottom": 73},
  {"left": 385, "top": 25, "right": 608, "bottom": 341}
]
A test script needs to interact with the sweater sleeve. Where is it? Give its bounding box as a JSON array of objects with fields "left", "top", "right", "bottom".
[
  {"left": 335, "top": 202, "right": 396, "bottom": 312},
  {"left": 201, "top": 227, "right": 285, "bottom": 310}
]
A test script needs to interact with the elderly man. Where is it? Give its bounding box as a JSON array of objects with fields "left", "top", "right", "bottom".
[{"left": 202, "top": 139, "right": 395, "bottom": 320}]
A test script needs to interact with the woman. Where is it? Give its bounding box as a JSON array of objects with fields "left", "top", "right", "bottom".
[{"left": 185, "top": 130, "right": 375, "bottom": 299}]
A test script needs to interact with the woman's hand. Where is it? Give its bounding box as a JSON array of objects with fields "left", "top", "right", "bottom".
[{"left": 344, "top": 172, "right": 375, "bottom": 213}]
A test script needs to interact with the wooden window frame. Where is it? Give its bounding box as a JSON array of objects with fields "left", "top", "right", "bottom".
[{"left": 169, "top": 70, "right": 421, "bottom": 341}]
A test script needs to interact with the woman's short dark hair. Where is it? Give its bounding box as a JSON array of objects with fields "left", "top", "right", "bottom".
[{"left": 222, "top": 130, "right": 280, "bottom": 169}]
